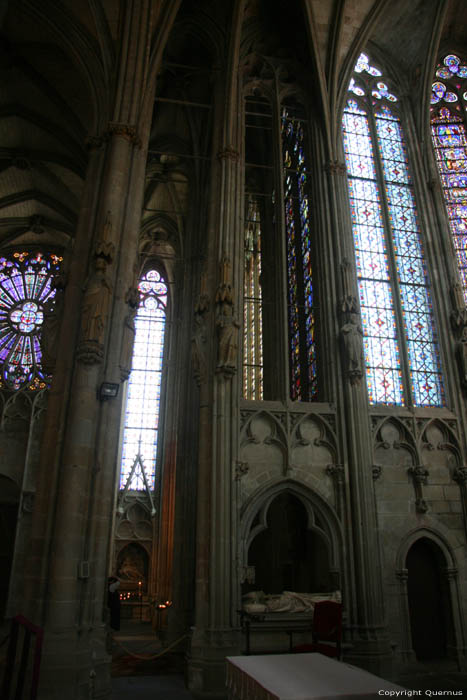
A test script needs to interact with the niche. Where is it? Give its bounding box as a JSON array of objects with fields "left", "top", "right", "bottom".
[
  {"left": 406, "top": 538, "right": 454, "bottom": 660},
  {"left": 116, "top": 542, "right": 150, "bottom": 620},
  {"left": 245, "top": 492, "right": 331, "bottom": 594}
]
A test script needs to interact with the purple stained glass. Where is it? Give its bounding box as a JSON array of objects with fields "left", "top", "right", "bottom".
[
  {"left": 282, "top": 106, "right": 317, "bottom": 401},
  {"left": 119, "top": 269, "right": 167, "bottom": 491},
  {"left": 0, "top": 251, "right": 62, "bottom": 391}
]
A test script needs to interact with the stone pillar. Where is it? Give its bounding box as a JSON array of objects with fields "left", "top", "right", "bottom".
[
  {"left": 20, "top": 3, "right": 174, "bottom": 697},
  {"left": 326, "top": 159, "right": 392, "bottom": 674},
  {"left": 188, "top": 2, "right": 246, "bottom": 696},
  {"left": 395, "top": 568, "right": 414, "bottom": 663}
]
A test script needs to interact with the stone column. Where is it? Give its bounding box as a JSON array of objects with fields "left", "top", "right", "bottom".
[
  {"left": 326, "top": 159, "right": 392, "bottom": 675},
  {"left": 188, "top": 2, "right": 246, "bottom": 696},
  {"left": 21, "top": 3, "right": 172, "bottom": 698},
  {"left": 395, "top": 568, "right": 414, "bottom": 663}
]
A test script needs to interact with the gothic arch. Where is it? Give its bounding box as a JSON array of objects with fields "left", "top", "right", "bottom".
[
  {"left": 239, "top": 478, "right": 343, "bottom": 576},
  {"left": 395, "top": 526, "right": 465, "bottom": 664}
]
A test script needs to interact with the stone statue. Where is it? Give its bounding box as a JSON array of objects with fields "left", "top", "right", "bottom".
[
  {"left": 77, "top": 257, "right": 112, "bottom": 363},
  {"left": 457, "top": 323, "right": 467, "bottom": 390},
  {"left": 191, "top": 293, "right": 209, "bottom": 386},
  {"left": 94, "top": 210, "right": 115, "bottom": 263},
  {"left": 216, "top": 283, "right": 239, "bottom": 375},
  {"left": 340, "top": 312, "right": 363, "bottom": 384},
  {"left": 119, "top": 287, "right": 139, "bottom": 381}
]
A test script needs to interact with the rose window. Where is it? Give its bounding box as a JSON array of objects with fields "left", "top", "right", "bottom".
[{"left": 0, "top": 251, "right": 62, "bottom": 391}]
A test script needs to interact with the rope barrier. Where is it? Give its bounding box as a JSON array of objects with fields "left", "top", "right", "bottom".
[{"left": 112, "top": 632, "right": 189, "bottom": 660}]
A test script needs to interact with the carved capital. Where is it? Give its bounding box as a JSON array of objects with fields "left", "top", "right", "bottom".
[
  {"left": 86, "top": 135, "right": 107, "bottom": 151},
  {"left": 76, "top": 340, "right": 104, "bottom": 365},
  {"left": 217, "top": 146, "right": 240, "bottom": 162},
  {"left": 235, "top": 461, "right": 249, "bottom": 480},
  {"left": 107, "top": 122, "right": 140, "bottom": 146},
  {"left": 372, "top": 464, "right": 382, "bottom": 480},
  {"left": 454, "top": 466, "right": 467, "bottom": 484},
  {"left": 326, "top": 463, "right": 345, "bottom": 483},
  {"left": 408, "top": 465, "right": 429, "bottom": 484},
  {"left": 324, "top": 160, "right": 346, "bottom": 176},
  {"left": 415, "top": 497, "right": 428, "bottom": 513}
]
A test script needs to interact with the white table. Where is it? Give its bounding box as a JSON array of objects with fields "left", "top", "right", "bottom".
[{"left": 226, "top": 653, "right": 405, "bottom": 700}]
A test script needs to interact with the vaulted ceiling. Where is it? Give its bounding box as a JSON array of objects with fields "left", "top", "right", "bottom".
[{"left": 1, "top": 0, "right": 466, "bottom": 255}]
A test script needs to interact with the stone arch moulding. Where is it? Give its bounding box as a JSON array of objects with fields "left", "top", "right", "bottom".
[
  {"left": 240, "top": 410, "right": 289, "bottom": 473},
  {"left": 395, "top": 526, "right": 466, "bottom": 667},
  {"left": 291, "top": 412, "right": 338, "bottom": 466},
  {"left": 239, "top": 478, "right": 344, "bottom": 583},
  {"left": 418, "top": 418, "right": 462, "bottom": 468}
]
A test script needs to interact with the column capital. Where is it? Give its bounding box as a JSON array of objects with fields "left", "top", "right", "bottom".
[
  {"left": 217, "top": 146, "right": 240, "bottom": 162},
  {"left": 323, "top": 160, "right": 346, "bottom": 175},
  {"left": 107, "top": 122, "right": 141, "bottom": 146}
]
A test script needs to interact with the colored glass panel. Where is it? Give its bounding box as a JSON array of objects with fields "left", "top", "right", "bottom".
[
  {"left": 375, "top": 106, "right": 444, "bottom": 406},
  {"left": 342, "top": 99, "right": 403, "bottom": 405},
  {"left": 343, "top": 53, "right": 445, "bottom": 407},
  {"left": 119, "top": 269, "right": 167, "bottom": 491},
  {"left": 431, "top": 101, "right": 467, "bottom": 304},
  {"left": 243, "top": 197, "right": 264, "bottom": 400},
  {"left": 0, "top": 251, "right": 62, "bottom": 391},
  {"left": 282, "top": 106, "right": 317, "bottom": 401}
]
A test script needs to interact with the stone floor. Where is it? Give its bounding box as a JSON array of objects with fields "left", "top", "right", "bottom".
[{"left": 111, "top": 622, "right": 467, "bottom": 698}]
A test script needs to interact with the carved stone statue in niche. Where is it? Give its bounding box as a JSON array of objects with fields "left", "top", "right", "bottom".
[
  {"left": 457, "top": 323, "right": 467, "bottom": 391},
  {"left": 340, "top": 311, "right": 363, "bottom": 384},
  {"left": 94, "top": 210, "right": 115, "bottom": 263},
  {"left": 216, "top": 284, "right": 240, "bottom": 375},
  {"left": 119, "top": 286, "right": 139, "bottom": 381},
  {"left": 215, "top": 257, "right": 240, "bottom": 377},
  {"left": 77, "top": 256, "right": 112, "bottom": 364},
  {"left": 40, "top": 271, "right": 67, "bottom": 374},
  {"left": 191, "top": 292, "right": 210, "bottom": 386}
]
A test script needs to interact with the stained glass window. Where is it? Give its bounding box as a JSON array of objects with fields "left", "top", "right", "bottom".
[
  {"left": 119, "top": 269, "right": 167, "bottom": 491},
  {"left": 243, "top": 197, "right": 263, "bottom": 400},
  {"left": 0, "top": 251, "right": 62, "bottom": 391},
  {"left": 430, "top": 53, "right": 467, "bottom": 301},
  {"left": 342, "top": 53, "right": 444, "bottom": 406},
  {"left": 282, "top": 105, "right": 317, "bottom": 401}
]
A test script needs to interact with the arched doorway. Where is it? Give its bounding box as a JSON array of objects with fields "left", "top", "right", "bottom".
[
  {"left": 406, "top": 538, "right": 453, "bottom": 660},
  {"left": 245, "top": 492, "right": 334, "bottom": 595},
  {"left": 0, "top": 476, "right": 20, "bottom": 620}
]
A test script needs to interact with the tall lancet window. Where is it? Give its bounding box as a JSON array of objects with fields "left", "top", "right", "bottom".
[
  {"left": 242, "top": 93, "right": 317, "bottom": 402},
  {"left": 243, "top": 197, "right": 264, "bottom": 400},
  {"left": 342, "top": 52, "right": 444, "bottom": 406},
  {"left": 119, "top": 269, "right": 167, "bottom": 491},
  {"left": 282, "top": 104, "right": 317, "bottom": 401},
  {"left": 430, "top": 53, "right": 467, "bottom": 301}
]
